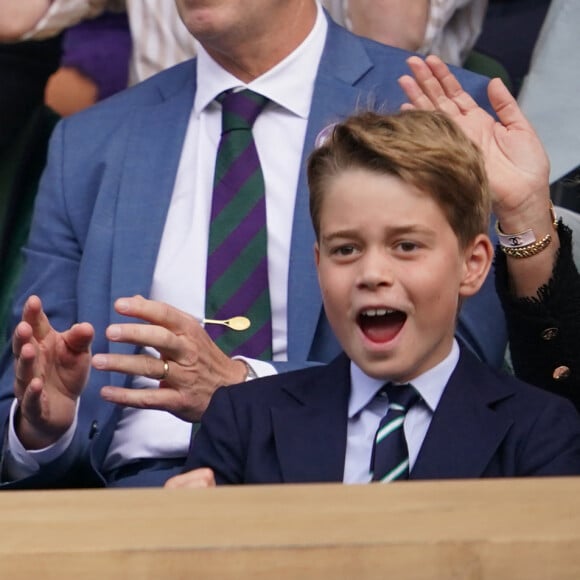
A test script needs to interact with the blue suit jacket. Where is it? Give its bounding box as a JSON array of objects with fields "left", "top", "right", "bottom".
[
  {"left": 187, "top": 348, "right": 580, "bottom": 484},
  {"left": 0, "top": 18, "right": 507, "bottom": 487}
]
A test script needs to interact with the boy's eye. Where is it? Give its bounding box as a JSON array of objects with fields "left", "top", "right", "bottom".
[
  {"left": 397, "top": 241, "right": 419, "bottom": 252},
  {"left": 332, "top": 244, "right": 357, "bottom": 256}
]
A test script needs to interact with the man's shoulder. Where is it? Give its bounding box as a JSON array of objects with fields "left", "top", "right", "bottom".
[
  {"left": 324, "top": 20, "right": 414, "bottom": 75},
  {"left": 326, "top": 18, "right": 484, "bottom": 78},
  {"left": 47, "top": 58, "right": 196, "bottom": 163},
  {"left": 322, "top": 20, "right": 490, "bottom": 109}
]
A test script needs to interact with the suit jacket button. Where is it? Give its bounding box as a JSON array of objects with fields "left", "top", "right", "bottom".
[
  {"left": 541, "top": 327, "right": 558, "bottom": 341},
  {"left": 553, "top": 366, "right": 571, "bottom": 381},
  {"left": 89, "top": 421, "right": 99, "bottom": 439}
]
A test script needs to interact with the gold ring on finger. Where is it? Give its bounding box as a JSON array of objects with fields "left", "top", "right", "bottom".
[{"left": 159, "top": 359, "right": 170, "bottom": 381}]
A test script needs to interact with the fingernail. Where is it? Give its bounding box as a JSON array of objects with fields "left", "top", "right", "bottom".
[
  {"left": 101, "top": 387, "right": 113, "bottom": 400},
  {"left": 92, "top": 355, "right": 107, "bottom": 369},
  {"left": 116, "top": 299, "right": 129, "bottom": 313},
  {"left": 108, "top": 325, "right": 121, "bottom": 340}
]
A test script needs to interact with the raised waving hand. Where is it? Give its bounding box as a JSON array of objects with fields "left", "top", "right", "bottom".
[{"left": 398, "top": 55, "right": 558, "bottom": 297}]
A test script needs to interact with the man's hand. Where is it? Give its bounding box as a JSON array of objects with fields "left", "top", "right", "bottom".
[
  {"left": 13, "top": 295, "right": 94, "bottom": 449},
  {"left": 94, "top": 295, "right": 248, "bottom": 422},
  {"left": 164, "top": 467, "right": 216, "bottom": 489}
]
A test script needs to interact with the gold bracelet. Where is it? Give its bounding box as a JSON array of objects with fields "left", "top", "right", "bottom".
[{"left": 500, "top": 233, "right": 552, "bottom": 259}]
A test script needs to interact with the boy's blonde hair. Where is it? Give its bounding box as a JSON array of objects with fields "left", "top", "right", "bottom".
[{"left": 307, "top": 110, "right": 490, "bottom": 249}]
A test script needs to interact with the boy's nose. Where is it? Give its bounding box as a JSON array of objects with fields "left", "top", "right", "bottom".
[{"left": 357, "top": 254, "right": 395, "bottom": 289}]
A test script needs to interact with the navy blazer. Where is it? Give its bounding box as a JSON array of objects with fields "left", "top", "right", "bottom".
[
  {"left": 187, "top": 349, "right": 580, "bottom": 483},
  {"left": 0, "top": 17, "right": 506, "bottom": 488}
]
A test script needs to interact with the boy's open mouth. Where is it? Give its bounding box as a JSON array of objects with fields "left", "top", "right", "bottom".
[{"left": 357, "top": 308, "right": 406, "bottom": 343}]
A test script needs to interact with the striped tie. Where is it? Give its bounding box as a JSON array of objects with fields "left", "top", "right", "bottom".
[
  {"left": 371, "top": 383, "right": 420, "bottom": 482},
  {"left": 205, "top": 89, "right": 273, "bottom": 359}
]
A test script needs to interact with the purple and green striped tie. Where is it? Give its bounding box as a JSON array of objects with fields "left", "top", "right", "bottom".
[
  {"left": 371, "top": 383, "right": 420, "bottom": 482},
  {"left": 205, "top": 89, "right": 273, "bottom": 359}
]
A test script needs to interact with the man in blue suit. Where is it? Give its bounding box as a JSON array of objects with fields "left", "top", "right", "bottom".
[
  {"left": 173, "top": 95, "right": 580, "bottom": 487},
  {"left": 0, "top": 1, "right": 506, "bottom": 488}
]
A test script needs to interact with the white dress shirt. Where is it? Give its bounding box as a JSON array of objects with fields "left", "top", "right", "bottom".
[
  {"left": 7, "top": 2, "right": 329, "bottom": 475},
  {"left": 343, "top": 340, "right": 459, "bottom": 483}
]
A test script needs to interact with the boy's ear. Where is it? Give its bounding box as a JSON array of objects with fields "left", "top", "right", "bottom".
[
  {"left": 458, "top": 234, "right": 494, "bottom": 298},
  {"left": 314, "top": 242, "right": 320, "bottom": 267}
]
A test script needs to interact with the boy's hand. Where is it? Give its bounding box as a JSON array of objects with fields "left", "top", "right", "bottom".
[{"left": 164, "top": 467, "right": 216, "bottom": 489}]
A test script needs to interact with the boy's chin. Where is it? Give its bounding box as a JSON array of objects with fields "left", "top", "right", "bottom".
[{"left": 350, "top": 351, "right": 414, "bottom": 383}]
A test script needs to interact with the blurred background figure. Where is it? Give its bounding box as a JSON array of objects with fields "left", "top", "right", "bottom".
[
  {"left": 44, "top": 10, "right": 131, "bottom": 117},
  {"left": 0, "top": 0, "right": 196, "bottom": 86},
  {"left": 323, "top": 0, "right": 489, "bottom": 65}
]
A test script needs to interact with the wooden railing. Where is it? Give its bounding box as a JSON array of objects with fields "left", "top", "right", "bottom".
[{"left": 2, "top": 477, "right": 580, "bottom": 579}]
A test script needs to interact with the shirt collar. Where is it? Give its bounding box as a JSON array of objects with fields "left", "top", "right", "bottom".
[
  {"left": 348, "top": 340, "right": 460, "bottom": 418},
  {"left": 193, "top": 1, "right": 327, "bottom": 118}
]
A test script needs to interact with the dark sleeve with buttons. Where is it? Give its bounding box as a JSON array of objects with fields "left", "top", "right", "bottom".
[{"left": 495, "top": 222, "right": 580, "bottom": 412}]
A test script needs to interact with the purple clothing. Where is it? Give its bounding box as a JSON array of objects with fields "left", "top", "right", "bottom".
[{"left": 61, "top": 11, "right": 131, "bottom": 100}]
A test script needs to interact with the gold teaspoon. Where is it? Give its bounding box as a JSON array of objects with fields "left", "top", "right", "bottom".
[{"left": 203, "top": 316, "right": 251, "bottom": 331}]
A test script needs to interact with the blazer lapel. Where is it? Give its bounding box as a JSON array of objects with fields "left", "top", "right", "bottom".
[
  {"left": 287, "top": 22, "right": 376, "bottom": 361},
  {"left": 271, "top": 353, "right": 351, "bottom": 482},
  {"left": 109, "top": 63, "right": 197, "bottom": 383},
  {"left": 411, "top": 349, "right": 516, "bottom": 479}
]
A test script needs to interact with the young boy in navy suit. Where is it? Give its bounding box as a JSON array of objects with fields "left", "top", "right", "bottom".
[{"left": 167, "top": 69, "right": 580, "bottom": 488}]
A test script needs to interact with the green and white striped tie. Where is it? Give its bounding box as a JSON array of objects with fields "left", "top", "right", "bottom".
[{"left": 371, "top": 383, "right": 420, "bottom": 482}]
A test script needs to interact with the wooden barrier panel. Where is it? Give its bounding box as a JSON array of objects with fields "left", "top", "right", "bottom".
[{"left": 1, "top": 477, "right": 579, "bottom": 579}]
